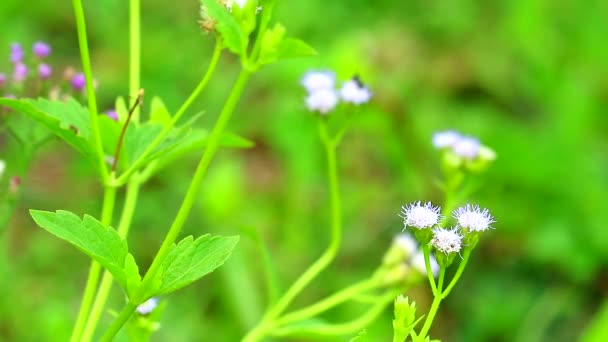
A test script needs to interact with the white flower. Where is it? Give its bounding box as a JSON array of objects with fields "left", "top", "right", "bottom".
[
  {"left": 226, "top": 0, "right": 247, "bottom": 10},
  {"left": 340, "top": 78, "right": 372, "bottom": 105},
  {"left": 432, "top": 130, "right": 462, "bottom": 149},
  {"left": 452, "top": 136, "right": 480, "bottom": 159},
  {"left": 453, "top": 204, "right": 495, "bottom": 232},
  {"left": 136, "top": 297, "right": 159, "bottom": 315},
  {"left": 0, "top": 160, "right": 5, "bottom": 180},
  {"left": 412, "top": 250, "right": 439, "bottom": 277},
  {"left": 394, "top": 233, "right": 418, "bottom": 258},
  {"left": 400, "top": 201, "right": 442, "bottom": 229},
  {"left": 305, "top": 88, "right": 339, "bottom": 114},
  {"left": 431, "top": 228, "right": 462, "bottom": 254},
  {"left": 301, "top": 71, "right": 335, "bottom": 93}
]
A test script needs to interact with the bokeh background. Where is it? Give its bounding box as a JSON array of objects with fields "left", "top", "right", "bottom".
[{"left": 2, "top": 0, "right": 608, "bottom": 341}]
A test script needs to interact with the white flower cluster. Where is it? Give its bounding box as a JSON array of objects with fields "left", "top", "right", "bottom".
[
  {"left": 432, "top": 130, "right": 495, "bottom": 161},
  {"left": 393, "top": 233, "right": 440, "bottom": 277},
  {"left": 401, "top": 201, "right": 495, "bottom": 254},
  {"left": 301, "top": 71, "right": 371, "bottom": 114},
  {"left": 136, "top": 297, "right": 159, "bottom": 315}
]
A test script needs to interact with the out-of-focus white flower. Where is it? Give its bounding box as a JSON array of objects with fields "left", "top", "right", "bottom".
[
  {"left": 412, "top": 250, "right": 439, "bottom": 277},
  {"left": 226, "top": 0, "right": 247, "bottom": 10},
  {"left": 305, "top": 88, "right": 339, "bottom": 114},
  {"left": 432, "top": 130, "right": 462, "bottom": 149},
  {"left": 0, "top": 160, "right": 5, "bottom": 179},
  {"left": 136, "top": 297, "right": 159, "bottom": 315},
  {"left": 453, "top": 204, "right": 495, "bottom": 232},
  {"left": 452, "top": 136, "right": 481, "bottom": 159},
  {"left": 394, "top": 233, "right": 418, "bottom": 258},
  {"left": 301, "top": 71, "right": 335, "bottom": 93},
  {"left": 340, "top": 78, "right": 372, "bottom": 105},
  {"left": 400, "top": 201, "right": 442, "bottom": 229},
  {"left": 431, "top": 228, "right": 462, "bottom": 254}
]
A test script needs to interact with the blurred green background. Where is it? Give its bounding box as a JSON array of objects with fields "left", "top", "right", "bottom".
[{"left": 2, "top": 0, "right": 608, "bottom": 341}]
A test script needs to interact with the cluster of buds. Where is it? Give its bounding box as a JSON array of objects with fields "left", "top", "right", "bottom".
[
  {"left": 376, "top": 232, "right": 440, "bottom": 286},
  {"left": 401, "top": 201, "right": 495, "bottom": 267},
  {"left": 301, "top": 70, "right": 372, "bottom": 114},
  {"left": 1, "top": 41, "right": 95, "bottom": 102},
  {"left": 432, "top": 130, "right": 495, "bottom": 173}
]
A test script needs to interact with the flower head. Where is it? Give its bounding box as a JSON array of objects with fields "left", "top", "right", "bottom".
[
  {"left": 10, "top": 43, "right": 24, "bottom": 64},
  {"left": 71, "top": 73, "right": 86, "bottom": 91},
  {"left": 452, "top": 136, "right": 480, "bottom": 159},
  {"left": 432, "top": 130, "right": 462, "bottom": 149},
  {"left": 430, "top": 228, "right": 462, "bottom": 254},
  {"left": 400, "top": 201, "right": 442, "bottom": 229},
  {"left": 13, "top": 63, "right": 28, "bottom": 82},
  {"left": 105, "top": 110, "right": 119, "bottom": 121},
  {"left": 411, "top": 250, "right": 439, "bottom": 277},
  {"left": 340, "top": 77, "right": 372, "bottom": 105},
  {"left": 301, "top": 71, "right": 335, "bottom": 93},
  {"left": 453, "top": 204, "right": 495, "bottom": 232},
  {"left": 33, "top": 41, "right": 51, "bottom": 58},
  {"left": 305, "top": 88, "right": 339, "bottom": 114},
  {"left": 38, "top": 63, "right": 52, "bottom": 79},
  {"left": 136, "top": 297, "right": 159, "bottom": 315},
  {"left": 394, "top": 233, "right": 418, "bottom": 258}
]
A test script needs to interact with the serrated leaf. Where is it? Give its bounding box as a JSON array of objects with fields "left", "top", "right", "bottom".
[
  {"left": 155, "top": 234, "right": 239, "bottom": 295},
  {"left": 0, "top": 97, "right": 96, "bottom": 164},
  {"left": 201, "top": 0, "right": 246, "bottom": 55},
  {"left": 30, "top": 210, "right": 131, "bottom": 289}
]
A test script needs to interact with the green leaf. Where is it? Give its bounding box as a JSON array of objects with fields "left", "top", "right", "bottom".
[
  {"left": 277, "top": 38, "right": 317, "bottom": 59},
  {"left": 201, "top": 0, "right": 246, "bottom": 55},
  {"left": 149, "top": 97, "right": 172, "bottom": 126},
  {"left": 155, "top": 234, "right": 239, "bottom": 295},
  {"left": 29, "top": 210, "right": 132, "bottom": 289},
  {"left": 0, "top": 97, "right": 96, "bottom": 164},
  {"left": 258, "top": 24, "right": 317, "bottom": 65}
]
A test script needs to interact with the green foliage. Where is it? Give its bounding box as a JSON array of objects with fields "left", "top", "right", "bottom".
[
  {"left": 29, "top": 210, "right": 134, "bottom": 289},
  {"left": 154, "top": 234, "right": 240, "bottom": 295},
  {"left": 201, "top": 0, "right": 246, "bottom": 55},
  {"left": 258, "top": 23, "right": 317, "bottom": 66}
]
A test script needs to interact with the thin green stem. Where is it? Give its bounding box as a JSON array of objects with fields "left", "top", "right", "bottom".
[
  {"left": 441, "top": 249, "right": 471, "bottom": 299},
  {"left": 421, "top": 245, "right": 437, "bottom": 295},
  {"left": 243, "top": 120, "right": 343, "bottom": 342},
  {"left": 72, "top": 0, "right": 108, "bottom": 181},
  {"left": 102, "top": 69, "right": 252, "bottom": 340},
  {"left": 114, "top": 40, "right": 224, "bottom": 185},
  {"left": 70, "top": 186, "right": 117, "bottom": 342},
  {"left": 80, "top": 180, "right": 141, "bottom": 341},
  {"left": 276, "top": 279, "right": 378, "bottom": 327},
  {"left": 417, "top": 268, "right": 446, "bottom": 341},
  {"left": 129, "top": 0, "right": 141, "bottom": 123},
  {"left": 100, "top": 302, "right": 138, "bottom": 342}
]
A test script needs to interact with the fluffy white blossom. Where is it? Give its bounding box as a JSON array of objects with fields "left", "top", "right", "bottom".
[
  {"left": 305, "top": 88, "right": 339, "bottom": 114},
  {"left": 301, "top": 71, "right": 336, "bottom": 93},
  {"left": 453, "top": 204, "right": 495, "bottom": 232},
  {"left": 136, "top": 297, "right": 159, "bottom": 315},
  {"left": 452, "top": 136, "right": 481, "bottom": 159},
  {"left": 340, "top": 78, "right": 372, "bottom": 105},
  {"left": 412, "top": 250, "right": 439, "bottom": 277},
  {"left": 431, "top": 228, "right": 462, "bottom": 254},
  {"left": 394, "top": 233, "right": 418, "bottom": 257},
  {"left": 400, "top": 201, "right": 442, "bottom": 229},
  {"left": 432, "top": 130, "right": 462, "bottom": 149}
]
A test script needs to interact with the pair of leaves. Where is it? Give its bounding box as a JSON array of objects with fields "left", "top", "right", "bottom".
[{"left": 30, "top": 210, "right": 239, "bottom": 299}]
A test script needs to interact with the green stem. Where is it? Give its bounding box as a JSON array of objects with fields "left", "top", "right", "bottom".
[
  {"left": 129, "top": 0, "right": 141, "bottom": 123},
  {"left": 421, "top": 245, "right": 437, "bottom": 295},
  {"left": 441, "top": 249, "right": 471, "bottom": 299},
  {"left": 70, "top": 186, "right": 117, "bottom": 342},
  {"left": 79, "top": 180, "right": 141, "bottom": 341},
  {"left": 276, "top": 279, "right": 378, "bottom": 327},
  {"left": 243, "top": 120, "right": 343, "bottom": 342},
  {"left": 100, "top": 302, "right": 138, "bottom": 342},
  {"left": 72, "top": 0, "right": 108, "bottom": 181},
  {"left": 417, "top": 268, "right": 446, "bottom": 341},
  {"left": 102, "top": 69, "right": 252, "bottom": 340},
  {"left": 114, "top": 39, "right": 223, "bottom": 185}
]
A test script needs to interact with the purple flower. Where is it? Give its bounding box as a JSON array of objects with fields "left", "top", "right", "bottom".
[
  {"left": 13, "top": 63, "right": 28, "bottom": 82},
  {"left": 0, "top": 73, "right": 6, "bottom": 86},
  {"left": 105, "top": 110, "right": 119, "bottom": 121},
  {"left": 33, "top": 42, "right": 51, "bottom": 58},
  {"left": 10, "top": 43, "right": 24, "bottom": 64},
  {"left": 39, "top": 63, "right": 52, "bottom": 79},
  {"left": 71, "top": 73, "right": 86, "bottom": 91}
]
